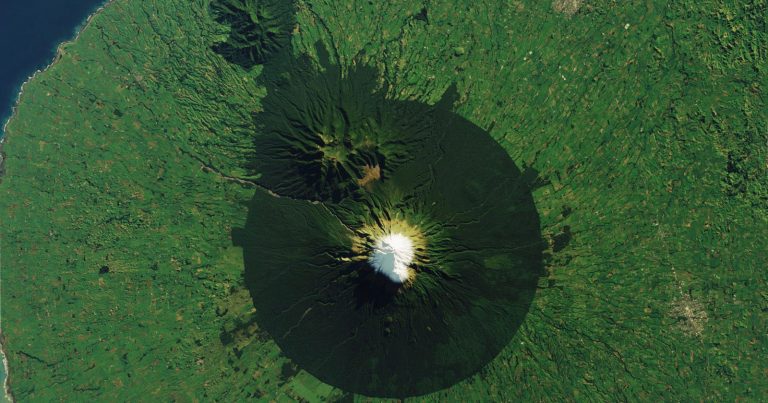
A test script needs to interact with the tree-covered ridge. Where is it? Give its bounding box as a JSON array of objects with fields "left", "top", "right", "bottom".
[{"left": 210, "top": 0, "right": 296, "bottom": 67}]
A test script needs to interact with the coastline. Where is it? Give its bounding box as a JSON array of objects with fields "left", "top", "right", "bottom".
[
  {"left": 0, "top": 0, "right": 114, "bottom": 175},
  {"left": 0, "top": 1, "right": 116, "bottom": 402},
  {"left": 0, "top": 334, "right": 9, "bottom": 403},
  {"left": 0, "top": 0, "right": 112, "bottom": 140}
]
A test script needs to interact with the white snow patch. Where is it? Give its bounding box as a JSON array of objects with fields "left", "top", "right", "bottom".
[{"left": 369, "top": 233, "right": 414, "bottom": 283}]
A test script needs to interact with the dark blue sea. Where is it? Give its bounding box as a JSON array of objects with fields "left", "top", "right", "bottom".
[{"left": 0, "top": 0, "right": 106, "bottom": 137}]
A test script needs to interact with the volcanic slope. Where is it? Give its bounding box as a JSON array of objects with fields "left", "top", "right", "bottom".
[{"left": 233, "top": 38, "right": 544, "bottom": 396}]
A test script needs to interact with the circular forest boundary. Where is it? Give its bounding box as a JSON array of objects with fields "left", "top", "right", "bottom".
[{"left": 0, "top": 0, "right": 766, "bottom": 401}]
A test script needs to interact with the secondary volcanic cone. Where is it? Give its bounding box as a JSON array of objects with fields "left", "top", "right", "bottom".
[
  {"left": 235, "top": 45, "right": 545, "bottom": 397},
  {"left": 247, "top": 46, "right": 431, "bottom": 202}
]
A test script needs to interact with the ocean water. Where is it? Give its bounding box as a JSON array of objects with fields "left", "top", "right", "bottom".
[{"left": 0, "top": 0, "right": 107, "bottom": 137}]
